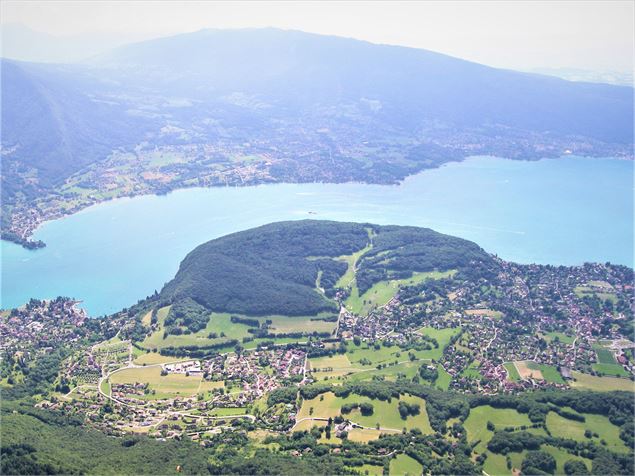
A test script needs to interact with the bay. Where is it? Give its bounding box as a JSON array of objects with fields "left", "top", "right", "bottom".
[{"left": 2, "top": 155, "right": 632, "bottom": 315}]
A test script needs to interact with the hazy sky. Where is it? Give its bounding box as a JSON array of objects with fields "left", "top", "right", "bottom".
[{"left": 2, "top": 0, "right": 634, "bottom": 72}]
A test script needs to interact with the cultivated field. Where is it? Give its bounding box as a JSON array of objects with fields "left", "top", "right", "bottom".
[{"left": 514, "top": 361, "right": 543, "bottom": 380}]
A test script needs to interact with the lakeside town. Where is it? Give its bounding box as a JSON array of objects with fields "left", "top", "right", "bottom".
[{"left": 2, "top": 250, "right": 633, "bottom": 443}]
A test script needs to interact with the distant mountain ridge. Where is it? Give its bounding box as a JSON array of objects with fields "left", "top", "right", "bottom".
[{"left": 2, "top": 28, "right": 633, "bottom": 246}]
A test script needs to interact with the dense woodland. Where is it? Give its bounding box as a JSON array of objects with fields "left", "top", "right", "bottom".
[{"left": 159, "top": 220, "right": 493, "bottom": 319}]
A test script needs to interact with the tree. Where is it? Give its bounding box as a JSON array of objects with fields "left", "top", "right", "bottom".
[
  {"left": 521, "top": 450, "right": 556, "bottom": 475},
  {"left": 359, "top": 402, "right": 374, "bottom": 416},
  {"left": 563, "top": 460, "right": 590, "bottom": 475}
]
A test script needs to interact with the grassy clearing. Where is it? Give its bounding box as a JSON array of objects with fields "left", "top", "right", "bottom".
[
  {"left": 543, "top": 331, "right": 575, "bottom": 345},
  {"left": 109, "top": 366, "right": 202, "bottom": 397},
  {"left": 594, "top": 345, "right": 617, "bottom": 364},
  {"left": 389, "top": 454, "right": 422, "bottom": 476},
  {"left": 592, "top": 363, "right": 629, "bottom": 377},
  {"left": 414, "top": 327, "right": 461, "bottom": 360},
  {"left": 100, "top": 379, "right": 111, "bottom": 397},
  {"left": 537, "top": 364, "right": 565, "bottom": 384},
  {"left": 462, "top": 361, "right": 483, "bottom": 379},
  {"left": 208, "top": 407, "right": 246, "bottom": 416},
  {"left": 309, "top": 354, "right": 359, "bottom": 380},
  {"left": 346, "top": 361, "right": 421, "bottom": 383},
  {"left": 335, "top": 243, "right": 373, "bottom": 289},
  {"left": 354, "top": 464, "right": 383, "bottom": 476},
  {"left": 543, "top": 444, "right": 591, "bottom": 474},
  {"left": 515, "top": 361, "right": 564, "bottom": 383},
  {"left": 546, "top": 412, "right": 628, "bottom": 453},
  {"left": 574, "top": 286, "right": 617, "bottom": 304},
  {"left": 141, "top": 310, "right": 153, "bottom": 327},
  {"left": 504, "top": 362, "right": 521, "bottom": 381},
  {"left": 435, "top": 365, "right": 452, "bottom": 391},
  {"left": 347, "top": 342, "right": 402, "bottom": 367},
  {"left": 515, "top": 361, "right": 543, "bottom": 380},
  {"left": 348, "top": 428, "right": 384, "bottom": 443},
  {"left": 346, "top": 270, "right": 456, "bottom": 316},
  {"left": 464, "top": 406, "right": 532, "bottom": 453},
  {"left": 464, "top": 308, "right": 503, "bottom": 319},
  {"left": 570, "top": 371, "right": 634, "bottom": 392},
  {"left": 482, "top": 452, "right": 511, "bottom": 476},
  {"left": 142, "top": 310, "right": 331, "bottom": 350},
  {"left": 296, "top": 392, "right": 432, "bottom": 433},
  {"left": 132, "top": 352, "right": 190, "bottom": 365}
]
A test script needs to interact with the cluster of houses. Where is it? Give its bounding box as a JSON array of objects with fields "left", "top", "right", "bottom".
[{"left": 0, "top": 298, "right": 89, "bottom": 360}]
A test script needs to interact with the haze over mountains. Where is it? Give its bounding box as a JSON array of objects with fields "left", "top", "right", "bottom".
[{"left": 2, "top": 28, "right": 633, "bottom": 243}]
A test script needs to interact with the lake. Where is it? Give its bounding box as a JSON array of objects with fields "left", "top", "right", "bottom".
[{"left": 2, "top": 156, "right": 633, "bottom": 316}]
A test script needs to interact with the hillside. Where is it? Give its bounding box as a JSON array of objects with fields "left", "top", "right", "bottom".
[
  {"left": 2, "top": 28, "right": 633, "bottom": 247},
  {"left": 159, "top": 220, "right": 495, "bottom": 318}
]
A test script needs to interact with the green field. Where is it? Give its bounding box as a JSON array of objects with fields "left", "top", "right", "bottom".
[
  {"left": 543, "top": 332, "right": 575, "bottom": 345},
  {"left": 464, "top": 406, "right": 533, "bottom": 453},
  {"left": 309, "top": 354, "right": 359, "bottom": 380},
  {"left": 482, "top": 452, "right": 514, "bottom": 476},
  {"left": 296, "top": 392, "right": 433, "bottom": 433},
  {"left": 335, "top": 243, "right": 373, "bottom": 290},
  {"left": 543, "top": 444, "right": 591, "bottom": 475},
  {"left": 592, "top": 363, "right": 629, "bottom": 377},
  {"left": 389, "top": 454, "right": 422, "bottom": 476},
  {"left": 462, "top": 361, "right": 483, "bottom": 380},
  {"left": 346, "top": 270, "right": 456, "bottom": 315},
  {"left": 570, "top": 371, "right": 634, "bottom": 392},
  {"left": 109, "top": 366, "right": 202, "bottom": 397},
  {"left": 345, "top": 361, "right": 421, "bottom": 383},
  {"left": 132, "top": 352, "right": 190, "bottom": 365},
  {"left": 354, "top": 464, "right": 383, "bottom": 476},
  {"left": 525, "top": 361, "right": 565, "bottom": 384},
  {"left": 435, "top": 365, "right": 452, "bottom": 391},
  {"left": 574, "top": 286, "right": 617, "bottom": 304},
  {"left": 347, "top": 342, "right": 403, "bottom": 367},
  {"left": 594, "top": 345, "right": 617, "bottom": 364},
  {"left": 546, "top": 412, "right": 628, "bottom": 453},
  {"left": 100, "top": 379, "right": 111, "bottom": 397},
  {"left": 504, "top": 362, "right": 521, "bottom": 381},
  {"left": 142, "top": 310, "right": 333, "bottom": 350},
  {"left": 414, "top": 327, "right": 461, "bottom": 360}
]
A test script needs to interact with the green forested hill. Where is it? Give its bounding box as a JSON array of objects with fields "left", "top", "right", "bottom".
[{"left": 159, "top": 220, "right": 496, "bottom": 316}]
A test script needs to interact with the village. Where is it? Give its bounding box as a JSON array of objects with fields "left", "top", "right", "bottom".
[
  {"left": 2, "top": 252, "right": 634, "bottom": 445},
  {"left": 333, "top": 258, "right": 634, "bottom": 396}
]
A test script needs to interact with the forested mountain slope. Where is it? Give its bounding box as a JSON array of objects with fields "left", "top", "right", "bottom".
[{"left": 159, "top": 220, "right": 495, "bottom": 316}]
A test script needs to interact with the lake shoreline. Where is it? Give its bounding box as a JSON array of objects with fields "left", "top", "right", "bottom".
[
  {"left": 2, "top": 155, "right": 632, "bottom": 315},
  {"left": 5, "top": 153, "right": 628, "bottom": 251}
]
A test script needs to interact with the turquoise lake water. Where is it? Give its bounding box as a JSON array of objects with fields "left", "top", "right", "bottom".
[{"left": 1, "top": 156, "right": 633, "bottom": 316}]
